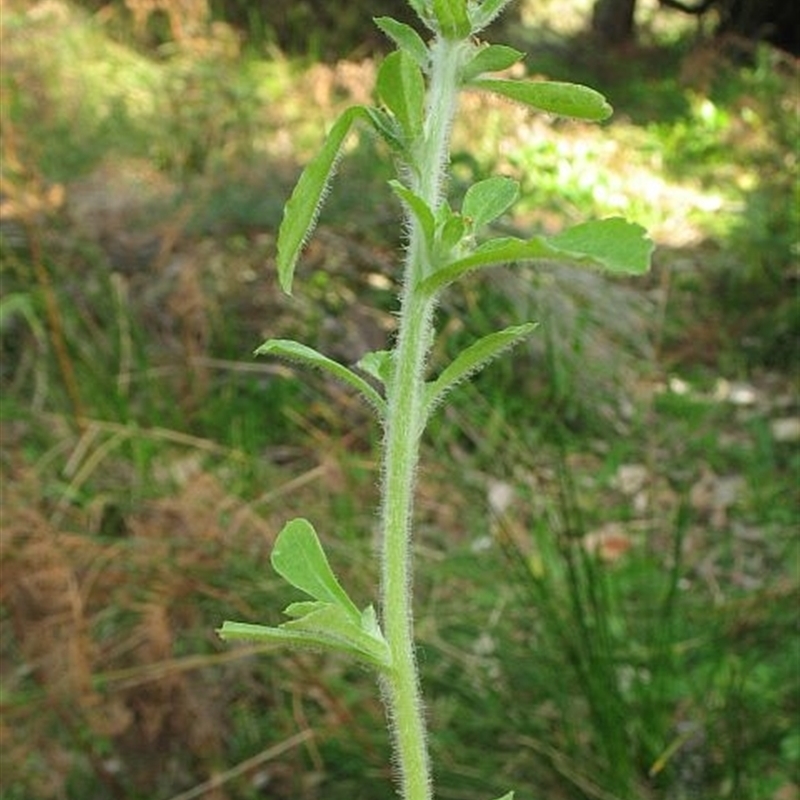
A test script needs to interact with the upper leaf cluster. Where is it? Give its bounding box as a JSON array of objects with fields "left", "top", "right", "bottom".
[
  {"left": 276, "top": 23, "right": 622, "bottom": 296},
  {"left": 406, "top": 0, "right": 517, "bottom": 39},
  {"left": 270, "top": 4, "right": 652, "bottom": 422}
]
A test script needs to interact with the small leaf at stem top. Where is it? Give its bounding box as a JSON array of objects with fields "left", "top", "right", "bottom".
[
  {"left": 432, "top": 0, "right": 471, "bottom": 38},
  {"left": 271, "top": 518, "right": 361, "bottom": 621},
  {"left": 374, "top": 16, "right": 429, "bottom": 70},
  {"left": 364, "top": 107, "right": 405, "bottom": 153},
  {"left": 438, "top": 207, "right": 467, "bottom": 253},
  {"left": 406, "top": 0, "right": 436, "bottom": 31},
  {"left": 470, "top": 78, "right": 612, "bottom": 121},
  {"left": 468, "top": 0, "right": 517, "bottom": 32}
]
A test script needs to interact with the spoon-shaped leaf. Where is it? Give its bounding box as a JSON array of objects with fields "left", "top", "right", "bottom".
[
  {"left": 418, "top": 218, "right": 652, "bottom": 296},
  {"left": 461, "top": 44, "right": 524, "bottom": 82},
  {"left": 548, "top": 217, "right": 655, "bottom": 274},
  {"left": 470, "top": 78, "right": 612, "bottom": 121},
  {"left": 462, "top": 176, "right": 520, "bottom": 231},
  {"left": 271, "top": 518, "right": 361, "bottom": 621}
]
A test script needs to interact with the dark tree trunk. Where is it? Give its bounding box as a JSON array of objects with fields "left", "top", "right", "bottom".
[
  {"left": 659, "top": 0, "right": 800, "bottom": 54},
  {"left": 718, "top": 0, "right": 800, "bottom": 55},
  {"left": 591, "top": 0, "right": 638, "bottom": 45}
]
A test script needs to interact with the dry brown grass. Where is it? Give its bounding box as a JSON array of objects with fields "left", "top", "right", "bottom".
[{"left": 0, "top": 454, "right": 298, "bottom": 797}]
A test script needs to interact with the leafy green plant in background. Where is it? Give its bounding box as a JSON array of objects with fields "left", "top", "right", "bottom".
[{"left": 218, "top": 1, "right": 652, "bottom": 798}]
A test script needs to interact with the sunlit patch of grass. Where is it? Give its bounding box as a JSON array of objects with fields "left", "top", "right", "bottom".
[
  {"left": 1, "top": 3, "right": 348, "bottom": 189},
  {"left": 452, "top": 90, "right": 742, "bottom": 250},
  {"left": 2, "top": 4, "right": 161, "bottom": 177}
]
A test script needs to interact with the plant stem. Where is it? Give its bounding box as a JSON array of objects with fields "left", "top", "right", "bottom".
[{"left": 379, "top": 35, "right": 464, "bottom": 800}]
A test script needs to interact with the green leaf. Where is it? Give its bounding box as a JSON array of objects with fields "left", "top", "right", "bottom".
[
  {"left": 255, "top": 338, "right": 386, "bottom": 416},
  {"left": 419, "top": 236, "right": 561, "bottom": 295},
  {"left": 374, "top": 16, "right": 429, "bottom": 69},
  {"left": 549, "top": 218, "right": 654, "bottom": 275},
  {"left": 418, "top": 218, "right": 652, "bottom": 296},
  {"left": 360, "top": 605, "right": 384, "bottom": 639},
  {"left": 468, "top": 0, "right": 517, "bottom": 32},
  {"left": 469, "top": 78, "right": 612, "bottom": 121},
  {"left": 277, "top": 106, "right": 367, "bottom": 294},
  {"left": 490, "top": 793, "right": 514, "bottom": 800},
  {"left": 461, "top": 44, "right": 524, "bottom": 82},
  {"left": 282, "top": 602, "right": 391, "bottom": 667},
  {"left": 389, "top": 180, "right": 436, "bottom": 244},
  {"left": 364, "top": 106, "right": 405, "bottom": 153},
  {"left": 218, "top": 527, "right": 392, "bottom": 671},
  {"left": 377, "top": 50, "right": 426, "bottom": 140},
  {"left": 425, "top": 323, "right": 537, "bottom": 413},
  {"left": 270, "top": 518, "right": 361, "bottom": 621},
  {"left": 216, "top": 612, "right": 392, "bottom": 671},
  {"left": 282, "top": 601, "right": 326, "bottom": 618},
  {"left": 438, "top": 206, "right": 467, "bottom": 253},
  {"left": 406, "top": 0, "right": 436, "bottom": 31},
  {"left": 462, "top": 176, "right": 520, "bottom": 231},
  {"left": 356, "top": 349, "right": 394, "bottom": 387},
  {"left": 432, "top": 0, "right": 471, "bottom": 38}
]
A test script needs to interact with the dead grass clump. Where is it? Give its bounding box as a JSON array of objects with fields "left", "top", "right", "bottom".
[{"left": 0, "top": 468, "right": 279, "bottom": 798}]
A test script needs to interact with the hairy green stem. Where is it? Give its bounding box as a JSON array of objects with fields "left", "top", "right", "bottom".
[{"left": 379, "top": 35, "right": 464, "bottom": 800}]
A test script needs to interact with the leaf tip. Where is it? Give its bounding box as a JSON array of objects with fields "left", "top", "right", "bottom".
[{"left": 275, "top": 252, "right": 296, "bottom": 296}]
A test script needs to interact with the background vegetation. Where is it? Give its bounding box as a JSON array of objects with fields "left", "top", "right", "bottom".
[{"left": 1, "top": 1, "right": 797, "bottom": 799}]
